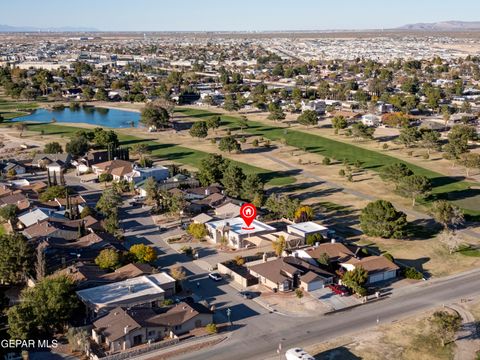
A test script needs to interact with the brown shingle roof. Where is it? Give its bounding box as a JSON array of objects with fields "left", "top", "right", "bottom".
[
  {"left": 306, "top": 243, "right": 355, "bottom": 262},
  {"left": 249, "top": 258, "right": 300, "bottom": 284},
  {"left": 342, "top": 256, "right": 399, "bottom": 274}
]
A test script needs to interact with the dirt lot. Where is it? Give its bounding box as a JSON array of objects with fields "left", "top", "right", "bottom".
[{"left": 305, "top": 309, "right": 456, "bottom": 360}]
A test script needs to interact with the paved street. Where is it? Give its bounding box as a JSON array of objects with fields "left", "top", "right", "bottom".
[{"left": 173, "top": 268, "right": 480, "bottom": 360}]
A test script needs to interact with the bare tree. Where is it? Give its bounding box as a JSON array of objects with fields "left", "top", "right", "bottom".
[{"left": 438, "top": 230, "right": 462, "bottom": 254}]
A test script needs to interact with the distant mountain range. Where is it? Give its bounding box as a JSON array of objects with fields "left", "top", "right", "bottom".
[
  {"left": 396, "top": 20, "right": 480, "bottom": 31},
  {"left": 0, "top": 24, "right": 98, "bottom": 32}
]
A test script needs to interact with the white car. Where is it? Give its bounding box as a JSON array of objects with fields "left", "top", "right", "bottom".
[
  {"left": 208, "top": 272, "right": 222, "bottom": 281},
  {"left": 285, "top": 348, "right": 315, "bottom": 360}
]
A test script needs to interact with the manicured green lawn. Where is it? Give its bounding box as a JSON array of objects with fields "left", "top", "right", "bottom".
[
  {"left": 176, "top": 108, "right": 480, "bottom": 216},
  {"left": 458, "top": 245, "right": 480, "bottom": 257},
  {"left": 9, "top": 122, "right": 295, "bottom": 187}
]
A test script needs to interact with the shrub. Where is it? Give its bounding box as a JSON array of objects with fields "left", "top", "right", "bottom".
[
  {"left": 382, "top": 253, "right": 394, "bottom": 262},
  {"left": 295, "top": 288, "right": 304, "bottom": 298},
  {"left": 206, "top": 323, "right": 218, "bottom": 334},
  {"left": 322, "top": 157, "right": 331, "bottom": 165},
  {"left": 405, "top": 267, "right": 423, "bottom": 280},
  {"left": 339, "top": 169, "right": 345, "bottom": 177},
  {"left": 99, "top": 173, "right": 113, "bottom": 182},
  {"left": 382, "top": 143, "right": 389, "bottom": 150},
  {"left": 180, "top": 246, "right": 193, "bottom": 256},
  {"left": 162, "top": 299, "right": 174, "bottom": 306}
]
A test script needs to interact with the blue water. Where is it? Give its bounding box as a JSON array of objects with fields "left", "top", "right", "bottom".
[{"left": 14, "top": 107, "right": 141, "bottom": 128}]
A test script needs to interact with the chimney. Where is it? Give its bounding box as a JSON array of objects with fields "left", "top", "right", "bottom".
[
  {"left": 128, "top": 285, "right": 134, "bottom": 293},
  {"left": 331, "top": 238, "right": 336, "bottom": 244},
  {"left": 262, "top": 252, "right": 267, "bottom": 263},
  {"left": 205, "top": 188, "right": 210, "bottom": 196},
  {"left": 124, "top": 325, "right": 129, "bottom": 334}
]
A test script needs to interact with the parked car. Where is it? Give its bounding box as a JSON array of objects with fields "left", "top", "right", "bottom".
[
  {"left": 208, "top": 272, "right": 222, "bottom": 281},
  {"left": 238, "top": 291, "right": 253, "bottom": 299},
  {"left": 327, "top": 284, "right": 349, "bottom": 296}
]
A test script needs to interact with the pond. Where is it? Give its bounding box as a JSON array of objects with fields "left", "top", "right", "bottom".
[{"left": 13, "top": 107, "right": 140, "bottom": 128}]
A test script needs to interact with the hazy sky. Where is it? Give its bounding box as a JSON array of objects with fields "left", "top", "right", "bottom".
[{"left": 3, "top": 0, "right": 480, "bottom": 31}]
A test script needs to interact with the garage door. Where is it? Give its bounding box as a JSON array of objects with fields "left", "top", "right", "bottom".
[
  {"left": 369, "top": 273, "right": 384, "bottom": 283},
  {"left": 305, "top": 280, "right": 323, "bottom": 291}
]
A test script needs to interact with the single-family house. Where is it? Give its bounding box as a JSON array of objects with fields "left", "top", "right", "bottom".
[
  {"left": 340, "top": 255, "right": 399, "bottom": 284},
  {"left": 205, "top": 217, "right": 276, "bottom": 249},
  {"left": 91, "top": 160, "right": 133, "bottom": 181},
  {"left": 91, "top": 301, "right": 213, "bottom": 352},
  {"left": 1, "top": 161, "right": 26, "bottom": 175},
  {"left": 124, "top": 165, "right": 170, "bottom": 184},
  {"left": 287, "top": 222, "right": 332, "bottom": 240},
  {"left": 76, "top": 272, "right": 175, "bottom": 317},
  {"left": 214, "top": 202, "right": 241, "bottom": 219},
  {"left": 292, "top": 243, "right": 356, "bottom": 266},
  {"left": 32, "top": 153, "right": 72, "bottom": 169},
  {"left": 248, "top": 257, "right": 301, "bottom": 292},
  {"left": 360, "top": 114, "right": 381, "bottom": 127}
]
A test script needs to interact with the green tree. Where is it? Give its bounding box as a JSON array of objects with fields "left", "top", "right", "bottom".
[
  {"left": 198, "top": 154, "right": 228, "bottom": 186},
  {"left": 360, "top": 200, "right": 408, "bottom": 239},
  {"left": 189, "top": 121, "right": 209, "bottom": 139},
  {"left": 272, "top": 235, "right": 286, "bottom": 257},
  {"left": 39, "top": 185, "right": 68, "bottom": 202},
  {"left": 0, "top": 204, "right": 17, "bottom": 225},
  {"left": 140, "top": 104, "right": 170, "bottom": 129},
  {"left": 129, "top": 244, "right": 157, "bottom": 263},
  {"left": 130, "top": 143, "right": 151, "bottom": 159},
  {"left": 7, "top": 276, "right": 79, "bottom": 339},
  {"left": 331, "top": 115, "right": 348, "bottom": 133},
  {"left": 103, "top": 211, "right": 120, "bottom": 235},
  {"left": 458, "top": 152, "right": 480, "bottom": 176},
  {"left": 430, "top": 200, "right": 464, "bottom": 231},
  {"left": 66, "top": 136, "right": 89, "bottom": 156},
  {"left": 219, "top": 136, "right": 241, "bottom": 153},
  {"left": 222, "top": 164, "right": 245, "bottom": 198},
  {"left": 297, "top": 110, "right": 318, "bottom": 126},
  {"left": 95, "top": 248, "right": 121, "bottom": 270},
  {"left": 398, "top": 127, "right": 421, "bottom": 148},
  {"left": 98, "top": 173, "right": 113, "bottom": 183},
  {"left": 0, "top": 233, "right": 32, "bottom": 284},
  {"left": 267, "top": 102, "right": 286, "bottom": 121},
  {"left": 420, "top": 130, "right": 441, "bottom": 155},
  {"left": 242, "top": 173, "right": 264, "bottom": 202},
  {"left": 380, "top": 163, "right": 413, "bottom": 183},
  {"left": 94, "top": 87, "right": 108, "bottom": 101},
  {"left": 187, "top": 223, "right": 208, "bottom": 240},
  {"left": 306, "top": 233, "right": 324, "bottom": 246},
  {"left": 317, "top": 252, "right": 330, "bottom": 266},
  {"left": 341, "top": 266, "right": 368, "bottom": 296},
  {"left": 265, "top": 194, "right": 300, "bottom": 220},
  {"left": 94, "top": 128, "right": 119, "bottom": 149},
  {"left": 96, "top": 188, "right": 122, "bottom": 217},
  {"left": 80, "top": 205, "right": 95, "bottom": 218},
  {"left": 44, "top": 142, "right": 63, "bottom": 154},
  {"left": 206, "top": 116, "right": 221, "bottom": 132},
  {"left": 351, "top": 123, "right": 375, "bottom": 140},
  {"left": 396, "top": 175, "right": 431, "bottom": 206}
]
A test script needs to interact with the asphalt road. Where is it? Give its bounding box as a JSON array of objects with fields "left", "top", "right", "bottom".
[{"left": 173, "top": 268, "right": 480, "bottom": 360}]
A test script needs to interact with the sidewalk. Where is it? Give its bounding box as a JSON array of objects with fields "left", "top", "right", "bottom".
[{"left": 131, "top": 333, "right": 229, "bottom": 360}]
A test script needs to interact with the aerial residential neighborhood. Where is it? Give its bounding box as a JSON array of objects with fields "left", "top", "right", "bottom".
[{"left": 0, "top": 2, "right": 480, "bottom": 360}]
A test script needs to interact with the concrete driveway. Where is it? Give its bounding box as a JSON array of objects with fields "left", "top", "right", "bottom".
[{"left": 311, "top": 288, "right": 360, "bottom": 310}]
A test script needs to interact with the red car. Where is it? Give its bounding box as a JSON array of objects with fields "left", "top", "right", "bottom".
[{"left": 327, "top": 284, "right": 349, "bottom": 296}]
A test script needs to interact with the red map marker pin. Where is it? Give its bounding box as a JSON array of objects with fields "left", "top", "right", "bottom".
[{"left": 240, "top": 203, "right": 257, "bottom": 230}]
